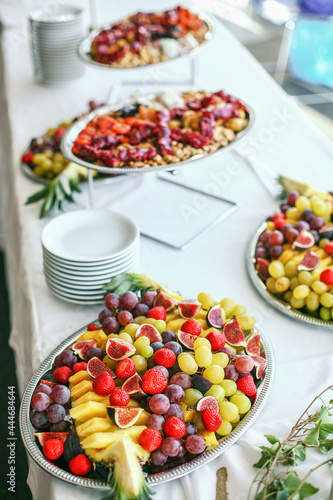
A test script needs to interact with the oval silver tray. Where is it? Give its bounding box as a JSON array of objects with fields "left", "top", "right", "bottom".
[
  {"left": 20, "top": 320, "right": 274, "bottom": 490},
  {"left": 60, "top": 93, "right": 254, "bottom": 175},
  {"left": 78, "top": 13, "right": 214, "bottom": 70},
  {"left": 247, "top": 222, "right": 333, "bottom": 329}
]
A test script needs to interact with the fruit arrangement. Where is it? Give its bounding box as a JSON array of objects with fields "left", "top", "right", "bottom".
[
  {"left": 254, "top": 177, "right": 333, "bottom": 322},
  {"left": 72, "top": 90, "right": 249, "bottom": 169},
  {"left": 29, "top": 274, "right": 268, "bottom": 499},
  {"left": 89, "top": 6, "right": 209, "bottom": 68}
]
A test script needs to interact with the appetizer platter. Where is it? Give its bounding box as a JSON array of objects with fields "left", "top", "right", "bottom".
[
  {"left": 79, "top": 6, "right": 214, "bottom": 69},
  {"left": 247, "top": 177, "right": 333, "bottom": 328},
  {"left": 61, "top": 89, "right": 253, "bottom": 174},
  {"left": 20, "top": 274, "right": 274, "bottom": 498}
]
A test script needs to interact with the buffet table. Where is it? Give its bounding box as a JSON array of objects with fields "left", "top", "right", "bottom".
[{"left": 1, "top": 1, "right": 333, "bottom": 499}]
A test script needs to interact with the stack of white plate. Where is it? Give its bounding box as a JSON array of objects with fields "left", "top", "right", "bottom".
[
  {"left": 29, "top": 6, "right": 85, "bottom": 86},
  {"left": 41, "top": 210, "right": 140, "bottom": 304}
]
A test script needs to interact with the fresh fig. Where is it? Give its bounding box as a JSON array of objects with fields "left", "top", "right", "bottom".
[
  {"left": 153, "top": 290, "right": 177, "bottom": 312},
  {"left": 245, "top": 332, "right": 261, "bottom": 357},
  {"left": 256, "top": 258, "right": 271, "bottom": 280},
  {"left": 122, "top": 373, "right": 146, "bottom": 399},
  {"left": 34, "top": 431, "right": 68, "bottom": 447},
  {"left": 178, "top": 299, "right": 201, "bottom": 319},
  {"left": 251, "top": 355, "right": 267, "bottom": 379},
  {"left": 223, "top": 319, "right": 246, "bottom": 347},
  {"left": 293, "top": 230, "right": 315, "bottom": 250},
  {"left": 206, "top": 304, "right": 224, "bottom": 329},
  {"left": 107, "top": 406, "right": 143, "bottom": 428},
  {"left": 106, "top": 338, "right": 136, "bottom": 360},
  {"left": 40, "top": 379, "right": 56, "bottom": 388},
  {"left": 298, "top": 250, "right": 320, "bottom": 271},
  {"left": 177, "top": 330, "right": 197, "bottom": 350},
  {"left": 63, "top": 428, "right": 82, "bottom": 462},
  {"left": 135, "top": 323, "right": 162, "bottom": 343},
  {"left": 191, "top": 373, "right": 213, "bottom": 393},
  {"left": 319, "top": 222, "right": 333, "bottom": 240},
  {"left": 195, "top": 396, "right": 219, "bottom": 412},
  {"left": 87, "top": 357, "right": 116, "bottom": 378},
  {"left": 72, "top": 340, "right": 97, "bottom": 359}
]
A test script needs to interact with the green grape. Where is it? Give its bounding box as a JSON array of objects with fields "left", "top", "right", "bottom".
[
  {"left": 284, "top": 290, "right": 293, "bottom": 303},
  {"left": 230, "top": 394, "right": 251, "bottom": 414},
  {"left": 216, "top": 420, "right": 232, "bottom": 436},
  {"left": 197, "top": 292, "right": 215, "bottom": 309},
  {"left": 319, "top": 238, "right": 330, "bottom": 249},
  {"left": 284, "top": 261, "right": 298, "bottom": 278},
  {"left": 286, "top": 207, "right": 301, "bottom": 221},
  {"left": 231, "top": 304, "right": 246, "bottom": 316},
  {"left": 295, "top": 195, "right": 310, "bottom": 212},
  {"left": 204, "top": 385, "right": 225, "bottom": 402},
  {"left": 194, "top": 338, "right": 211, "bottom": 350},
  {"left": 219, "top": 379, "right": 237, "bottom": 397},
  {"left": 212, "top": 352, "right": 229, "bottom": 369},
  {"left": 290, "top": 296, "right": 306, "bottom": 309},
  {"left": 124, "top": 322, "right": 139, "bottom": 339},
  {"left": 132, "top": 316, "right": 146, "bottom": 325},
  {"left": 293, "top": 285, "right": 310, "bottom": 300},
  {"left": 184, "top": 388, "right": 203, "bottom": 406},
  {"left": 312, "top": 281, "right": 328, "bottom": 295},
  {"left": 319, "top": 306, "right": 331, "bottom": 321},
  {"left": 230, "top": 413, "right": 241, "bottom": 425},
  {"left": 203, "top": 365, "right": 224, "bottom": 384},
  {"left": 266, "top": 277, "right": 277, "bottom": 293},
  {"left": 141, "top": 346, "right": 153, "bottom": 359},
  {"left": 320, "top": 293, "right": 333, "bottom": 308},
  {"left": 118, "top": 332, "right": 133, "bottom": 344},
  {"left": 275, "top": 277, "right": 290, "bottom": 293},
  {"left": 290, "top": 277, "right": 300, "bottom": 290},
  {"left": 219, "top": 401, "right": 239, "bottom": 422},
  {"left": 133, "top": 336, "right": 150, "bottom": 354},
  {"left": 237, "top": 315, "right": 256, "bottom": 330},
  {"left": 195, "top": 346, "right": 212, "bottom": 368},
  {"left": 312, "top": 199, "right": 326, "bottom": 217},
  {"left": 178, "top": 354, "right": 198, "bottom": 375},
  {"left": 143, "top": 318, "right": 157, "bottom": 325},
  {"left": 220, "top": 298, "right": 235, "bottom": 316},
  {"left": 268, "top": 261, "right": 285, "bottom": 279},
  {"left": 154, "top": 320, "right": 166, "bottom": 333},
  {"left": 298, "top": 271, "right": 313, "bottom": 286},
  {"left": 306, "top": 292, "right": 320, "bottom": 312},
  {"left": 192, "top": 411, "right": 205, "bottom": 430},
  {"left": 131, "top": 355, "right": 147, "bottom": 372}
]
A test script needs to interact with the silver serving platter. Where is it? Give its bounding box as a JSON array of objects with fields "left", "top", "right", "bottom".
[
  {"left": 247, "top": 222, "right": 333, "bottom": 329},
  {"left": 20, "top": 320, "right": 274, "bottom": 490},
  {"left": 60, "top": 93, "right": 254, "bottom": 175},
  {"left": 78, "top": 13, "right": 214, "bottom": 70}
]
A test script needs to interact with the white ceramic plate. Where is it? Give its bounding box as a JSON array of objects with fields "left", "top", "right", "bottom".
[
  {"left": 41, "top": 210, "right": 139, "bottom": 262},
  {"left": 45, "top": 280, "right": 105, "bottom": 300},
  {"left": 44, "top": 276, "right": 106, "bottom": 295},
  {"left": 47, "top": 288, "right": 104, "bottom": 304},
  {"left": 43, "top": 268, "right": 113, "bottom": 289}
]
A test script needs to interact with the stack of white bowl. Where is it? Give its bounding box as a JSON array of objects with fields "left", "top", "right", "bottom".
[
  {"left": 29, "top": 6, "right": 85, "bottom": 86},
  {"left": 41, "top": 210, "right": 140, "bottom": 304}
]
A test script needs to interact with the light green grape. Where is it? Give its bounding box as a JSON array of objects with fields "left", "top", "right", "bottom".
[
  {"left": 212, "top": 352, "right": 229, "bottom": 369},
  {"left": 133, "top": 336, "right": 150, "bottom": 354},
  {"left": 231, "top": 304, "right": 246, "bottom": 316},
  {"left": 219, "top": 298, "right": 235, "bottom": 316},
  {"left": 131, "top": 355, "right": 147, "bottom": 372},
  {"left": 298, "top": 271, "right": 313, "bottom": 286},
  {"left": 220, "top": 379, "right": 237, "bottom": 397},
  {"left": 204, "top": 385, "right": 225, "bottom": 402},
  {"left": 184, "top": 388, "right": 203, "bottom": 406},
  {"left": 192, "top": 411, "right": 205, "bottom": 430},
  {"left": 219, "top": 401, "right": 239, "bottom": 422},
  {"left": 203, "top": 365, "right": 224, "bottom": 384},
  {"left": 141, "top": 346, "right": 153, "bottom": 358},
  {"left": 230, "top": 394, "right": 251, "bottom": 414},
  {"left": 118, "top": 332, "right": 133, "bottom": 344},
  {"left": 194, "top": 338, "right": 211, "bottom": 350},
  {"left": 154, "top": 320, "right": 166, "bottom": 333},
  {"left": 268, "top": 261, "right": 285, "bottom": 279},
  {"left": 195, "top": 346, "right": 212, "bottom": 368},
  {"left": 216, "top": 420, "right": 233, "bottom": 436},
  {"left": 178, "top": 354, "right": 198, "bottom": 375}
]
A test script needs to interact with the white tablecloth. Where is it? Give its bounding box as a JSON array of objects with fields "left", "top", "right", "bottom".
[{"left": 1, "top": 1, "right": 333, "bottom": 499}]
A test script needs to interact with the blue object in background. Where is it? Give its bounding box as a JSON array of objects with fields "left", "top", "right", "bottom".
[
  {"left": 300, "top": 0, "right": 333, "bottom": 16},
  {"left": 289, "top": 17, "right": 333, "bottom": 88}
]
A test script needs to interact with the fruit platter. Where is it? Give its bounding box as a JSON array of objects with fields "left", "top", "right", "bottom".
[
  {"left": 247, "top": 177, "right": 333, "bottom": 328},
  {"left": 61, "top": 90, "right": 253, "bottom": 174},
  {"left": 79, "top": 6, "right": 214, "bottom": 69},
  {"left": 20, "top": 274, "right": 274, "bottom": 499}
]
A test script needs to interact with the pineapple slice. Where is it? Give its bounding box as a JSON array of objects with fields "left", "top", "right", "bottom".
[
  {"left": 180, "top": 402, "right": 195, "bottom": 422},
  {"left": 81, "top": 426, "right": 146, "bottom": 449},
  {"left": 70, "top": 401, "right": 107, "bottom": 422},
  {"left": 70, "top": 380, "right": 93, "bottom": 400},
  {"left": 69, "top": 371, "right": 92, "bottom": 386},
  {"left": 76, "top": 417, "right": 116, "bottom": 438},
  {"left": 198, "top": 429, "right": 219, "bottom": 449},
  {"left": 135, "top": 410, "right": 150, "bottom": 426},
  {"left": 71, "top": 392, "right": 109, "bottom": 408},
  {"left": 75, "top": 329, "right": 107, "bottom": 349}
]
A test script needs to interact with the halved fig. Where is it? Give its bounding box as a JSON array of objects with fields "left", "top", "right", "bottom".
[
  {"left": 177, "top": 330, "right": 197, "bottom": 350},
  {"left": 87, "top": 357, "right": 116, "bottom": 378},
  {"left": 34, "top": 432, "right": 68, "bottom": 446},
  {"left": 135, "top": 323, "right": 162, "bottom": 343},
  {"left": 178, "top": 299, "right": 201, "bottom": 319},
  {"left": 223, "top": 319, "right": 246, "bottom": 347},
  {"left": 196, "top": 396, "right": 219, "bottom": 412},
  {"left": 251, "top": 355, "right": 267, "bottom": 378},
  {"left": 245, "top": 332, "right": 261, "bottom": 357},
  {"left": 106, "top": 338, "right": 135, "bottom": 360},
  {"left": 72, "top": 340, "right": 97, "bottom": 359},
  {"left": 191, "top": 373, "right": 213, "bottom": 393},
  {"left": 40, "top": 379, "right": 56, "bottom": 388},
  {"left": 207, "top": 304, "right": 224, "bottom": 329},
  {"left": 293, "top": 230, "right": 315, "bottom": 250},
  {"left": 107, "top": 406, "right": 143, "bottom": 428},
  {"left": 153, "top": 290, "right": 177, "bottom": 312},
  {"left": 122, "top": 373, "right": 146, "bottom": 399},
  {"left": 256, "top": 258, "right": 271, "bottom": 280},
  {"left": 298, "top": 250, "right": 320, "bottom": 271},
  {"left": 319, "top": 223, "right": 333, "bottom": 240}
]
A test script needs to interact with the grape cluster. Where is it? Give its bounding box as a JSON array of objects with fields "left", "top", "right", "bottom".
[{"left": 30, "top": 382, "right": 70, "bottom": 431}]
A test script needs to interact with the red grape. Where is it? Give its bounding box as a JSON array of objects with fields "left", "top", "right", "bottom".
[
  {"left": 46, "top": 404, "right": 66, "bottom": 423},
  {"left": 151, "top": 447, "right": 168, "bottom": 465},
  {"left": 117, "top": 310, "right": 133, "bottom": 326},
  {"left": 270, "top": 245, "right": 283, "bottom": 259},
  {"left": 85, "top": 347, "right": 105, "bottom": 361},
  {"left": 309, "top": 217, "right": 324, "bottom": 230},
  {"left": 295, "top": 221, "right": 310, "bottom": 232},
  {"left": 287, "top": 191, "right": 300, "bottom": 206},
  {"left": 102, "top": 316, "right": 120, "bottom": 334},
  {"left": 162, "top": 330, "right": 177, "bottom": 343},
  {"left": 98, "top": 308, "right": 113, "bottom": 324},
  {"left": 141, "top": 291, "right": 157, "bottom": 308},
  {"left": 184, "top": 421, "right": 197, "bottom": 438},
  {"left": 164, "top": 341, "right": 182, "bottom": 356},
  {"left": 51, "top": 385, "right": 70, "bottom": 405},
  {"left": 154, "top": 365, "right": 169, "bottom": 379},
  {"left": 177, "top": 442, "right": 186, "bottom": 457},
  {"left": 185, "top": 434, "right": 205, "bottom": 454},
  {"left": 146, "top": 414, "right": 165, "bottom": 431},
  {"left": 224, "top": 365, "right": 239, "bottom": 381},
  {"left": 30, "top": 410, "right": 49, "bottom": 429},
  {"left": 149, "top": 394, "right": 170, "bottom": 414},
  {"left": 164, "top": 403, "right": 183, "bottom": 420},
  {"left": 285, "top": 228, "right": 299, "bottom": 243},
  {"left": 255, "top": 247, "right": 268, "bottom": 259},
  {"left": 34, "top": 384, "right": 52, "bottom": 397},
  {"left": 269, "top": 230, "right": 284, "bottom": 246},
  {"left": 31, "top": 393, "right": 51, "bottom": 412},
  {"left": 131, "top": 303, "right": 149, "bottom": 318},
  {"left": 235, "top": 355, "right": 255, "bottom": 374},
  {"left": 104, "top": 293, "right": 120, "bottom": 311},
  {"left": 120, "top": 291, "right": 138, "bottom": 309},
  {"left": 169, "top": 372, "right": 192, "bottom": 390},
  {"left": 301, "top": 209, "right": 315, "bottom": 222},
  {"left": 161, "top": 437, "right": 181, "bottom": 457},
  {"left": 163, "top": 384, "right": 185, "bottom": 404}
]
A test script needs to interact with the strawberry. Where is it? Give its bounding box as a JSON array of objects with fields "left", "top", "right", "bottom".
[
  {"left": 237, "top": 375, "right": 257, "bottom": 396},
  {"left": 92, "top": 372, "right": 115, "bottom": 395},
  {"left": 116, "top": 358, "right": 136, "bottom": 379},
  {"left": 164, "top": 417, "right": 186, "bottom": 439},
  {"left": 22, "top": 150, "right": 34, "bottom": 164},
  {"left": 43, "top": 438, "right": 64, "bottom": 460},
  {"left": 69, "top": 454, "right": 91, "bottom": 476},
  {"left": 320, "top": 268, "right": 333, "bottom": 285},
  {"left": 274, "top": 219, "right": 286, "bottom": 229},
  {"left": 324, "top": 242, "right": 333, "bottom": 255},
  {"left": 73, "top": 362, "right": 87, "bottom": 373},
  {"left": 181, "top": 319, "right": 201, "bottom": 336},
  {"left": 54, "top": 366, "right": 73, "bottom": 384},
  {"left": 147, "top": 306, "right": 166, "bottom": 321},
  {"left": 206, "top": 331, "right": 225, "bottom": 351},
  {"left": 109, "top": 389, "right": 130, "bottom": 406},
  {"left": 142, "top": 368, "right": 168, "bottom": 394},
  {"left": 201, "top": 408, "right": 222, "bottom": 432},
  {"left": 153, "top": 348, "right": 176, "bottom": 368},
  {"left": 272, "top": 212, "right": 285, "bottom": 221},
  {"left": 139, "top": 428, "right": 162, "bottom": 452},
  {"left": 87, "top": 323, "right": 100, "bottom": 331},
  {"left": 53, "top": 127, "right": 67, "bottom": 142}
]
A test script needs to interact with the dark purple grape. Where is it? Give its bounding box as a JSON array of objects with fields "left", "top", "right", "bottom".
[
  {"left": 34, "top": 384, "right": 52, "bottom": 397},
  {"left": 168, "top": 361, "right": 180, "bottom": 378},
  {"left": 30, "top": 410, "right": 49, "bottom": 429},
  {"left": 149, "top": 394, "right": 170, "bottom": 414},
  {"left": 164, "top": 341, "right": 182, "bottom": 356},
  {"left": 102, "top": 316, "right": 120, "bottom": 334},
  {"left": 120, "top": 291, "right": 138, "bottom": 309},
  {"left": 46, "top": 404, "right": 66, "bottom": 423},
  {"left": 85, "top": 347, "right": 105, "bottom": 361},
  {"left": 31, "top": 393, "right": 51, "bottom": 412},
  {"left": 146, "top": 414, "right": 165, "bottom": 431},
  {"left": 163, "top": 384, "right": 185, "bottom": 404},
  {"left": 53, "top": 354, "right": 63, "bottom": 368},
  {"left": 287, "top": 191, "right": 299, "bottom": 206},
  {"left": 154, "top": 365, "right": 169, "bottom": 379},
  {"left": 141, "top": 291, "right": 157, "bottom": 308},
  {"left": 176, "top": 441, "right": 186, "bottom": 457},
  {"left": 280, "top": 223, "right": 293, "bottom": 236},
  {"left": 224, "top": 365, "right": 239, "bottom": 382},
  {"left": 151, "top": 342, "right": 164, "bottom": 352},
  {"left": 218, "top": 346, "right": 234, "bottom": 356},
  {"left": 140, "top": 395, "right": 152, "bottom": 412},
  {"left": 164, "top": 403, "right": 183, "bottom": 420},
  {"left": 310, "top": 229, "right": 320, "bottom": 244},
  {"left": 295, "top": 221, "right": 310, "bottom": 232},
  {"left": 151, "top": 447, "right": 168, "bottom": 465},
  {"left": 147, "top": 357, "right": 156, "bottom": 369},
  {"left": 258, "top": 230, "right": 271, "bottom": 243},
  {"left": 104, "top": 293, "right": 120, "bottom": 311},
  {"left": 58, "top": 350, "right": 77, "bottom": 368},
  {"left": 50, "top": 420, "right": 70, "bottom": 432},
  {"left": 162, "top": 437, "right": 181, "bottom": 457},
  {"left": 301, "top": 209, "right": 315, "bottom": 222},
  {"left": 255, "top": 247, "right": 268, "bottom": 259},
  {"left": 170, "top": 372, "right": 192, "bottom": 390},
  {"left": 270, "top": 245, "right": 283, "bottom": 259},
  {"left": 131, "top": 303, "right": 149, "bottom": 318},
  {"left": 280, "top": 203, "right": 290, "bottom": 213},
  {"left": 117, "top": 310, "right": 133, "bottom": 326},
  {"left": 162, "top": 330, "right": 177, "bottom": 343},
  {"left": 51, "top": 385, "right": 70, "bottom": 405},
  {"left": 185, "top": 434, "right": 206, "bottom": 454},
  {"left": 309, "top": 217, "right": 324, "bottom": 231},
  {"left": 98, "top": 308, "right": 113, "bottom": 324},
  {"left": 184, "top": 421, "right": 197, "bottom": 438}
]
